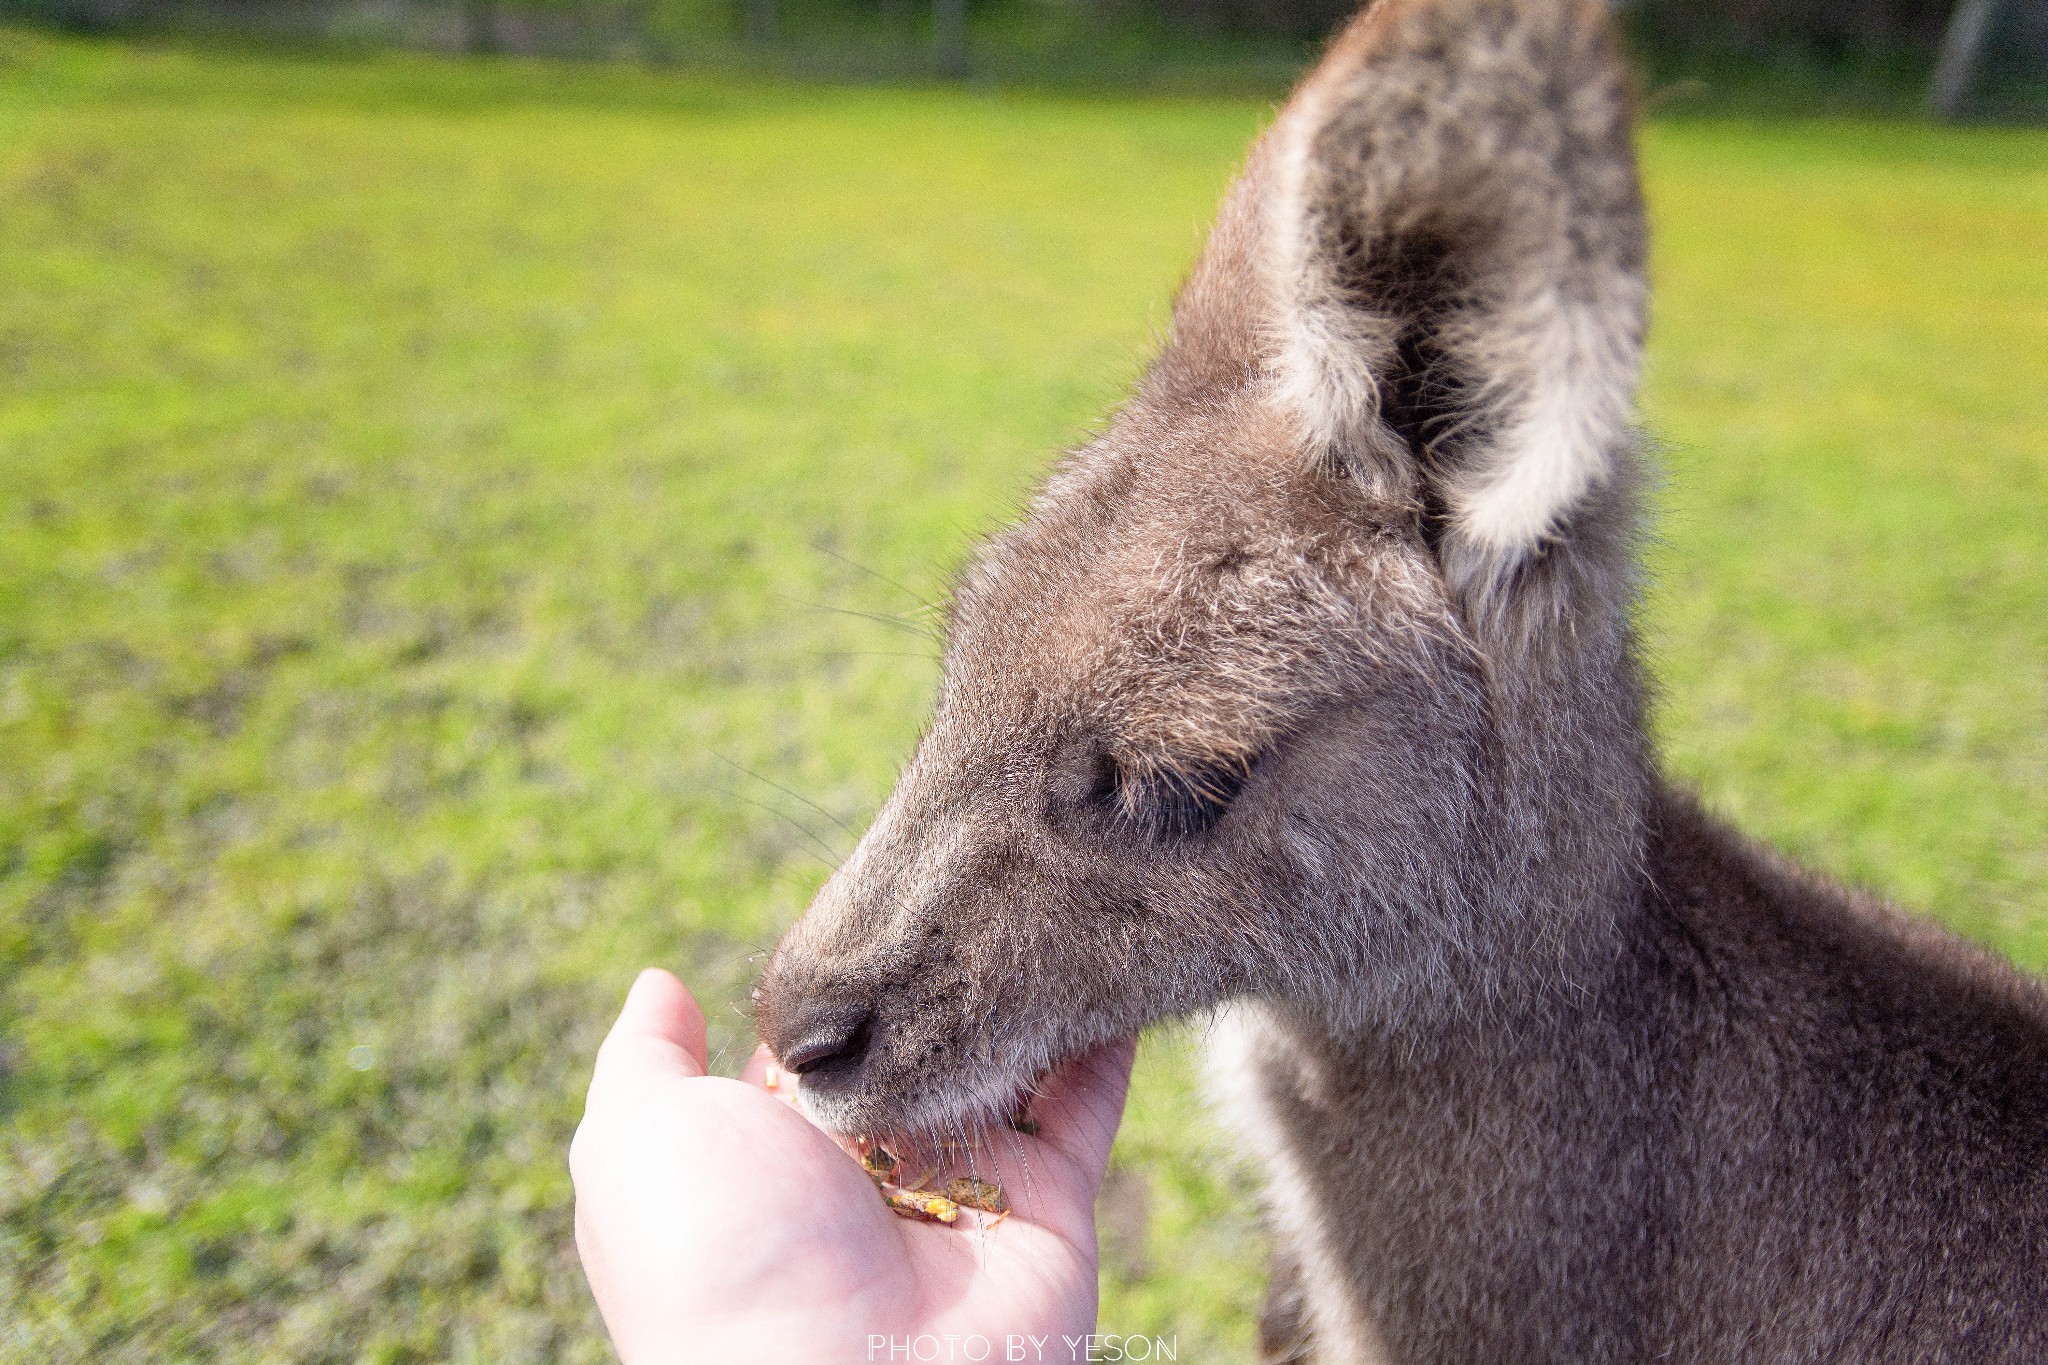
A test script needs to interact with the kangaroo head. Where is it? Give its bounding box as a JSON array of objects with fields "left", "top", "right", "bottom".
[{"left": 756, "top": 0, "right": 1652, "bottom": 1137}]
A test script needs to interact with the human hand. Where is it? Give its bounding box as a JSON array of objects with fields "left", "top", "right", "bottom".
[{"left": 569, "top": 969, "right": 1137, "bottom": 1365}]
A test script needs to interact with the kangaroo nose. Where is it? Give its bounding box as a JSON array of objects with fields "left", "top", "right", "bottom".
[{"left": 778, "top": 1004, "right": 874, "bottom": 1077}]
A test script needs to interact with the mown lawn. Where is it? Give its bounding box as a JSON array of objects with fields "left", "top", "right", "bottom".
[{"left": 1, "top": 28, "right": 2043, "bottom": 1365}]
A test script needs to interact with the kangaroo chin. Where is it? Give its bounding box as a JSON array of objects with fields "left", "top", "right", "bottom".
[{"left": 755, "top": 0, "right": 2048, "bottom": 1359}]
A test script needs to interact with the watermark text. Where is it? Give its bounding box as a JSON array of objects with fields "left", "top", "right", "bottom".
[{"left": 865, "top": 1333, "right": 1178, "bottom": 1361}]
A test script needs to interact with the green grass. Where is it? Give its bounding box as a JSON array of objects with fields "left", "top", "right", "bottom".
[{"left": 1, "top": 27, "right": 2043, "bottom": 1365}]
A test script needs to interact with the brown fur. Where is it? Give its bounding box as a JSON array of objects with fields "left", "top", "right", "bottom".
[{"left": 754, "top": 0, "right": 2048, "bottom": 1358}]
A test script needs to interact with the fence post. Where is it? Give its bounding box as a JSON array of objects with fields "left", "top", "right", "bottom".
[
  {"left": 461, "top": 0, "right": 499, "bottom": 53},
  {"left": 1931, "top": 0, "right": 2002, "bottom": 120},
  {"left": 744, "top": 0, "right": 775, "bottom": 44},
  {"left": 933, "top": 0, "right": 966, "bottom": 76}
]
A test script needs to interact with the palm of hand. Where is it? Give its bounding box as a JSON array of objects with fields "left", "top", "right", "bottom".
[{"left": 571, "top": 970, "right": 1135, "bottom": 1365}]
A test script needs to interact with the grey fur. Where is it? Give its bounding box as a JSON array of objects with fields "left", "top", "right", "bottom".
[{"left": 755, "top": 0, "right": 2048, "bottom": 1358}]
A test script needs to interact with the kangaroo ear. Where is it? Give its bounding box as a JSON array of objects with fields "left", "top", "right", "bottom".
[{"left": 1266, "top": 0, "right": 1647, "bottom": 618}]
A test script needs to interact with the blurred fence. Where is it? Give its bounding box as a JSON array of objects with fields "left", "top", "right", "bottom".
[
  {"left": 15, "top": 1, "right": 655, "bottom": 56},
  {"left": 5, "top": 0, "right": 2046, "bottom": 113},
  {"left": 1630, "top": 0, "right": 2048, "bottom": 117}
]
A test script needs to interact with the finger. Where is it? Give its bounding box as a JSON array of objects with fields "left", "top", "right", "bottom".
[
  {"left": 742, "top": 1042, "right": 836, "bottom": 1141},
  {"left": 1028, "top": 1035, "right": 1138, "bottom": 1183},
  {"left": 738, "top": 1041, "right": 803, "bottom": 1099},
  {"left": 587, "top": 968, "right": 708, "bottom": 1110},
  {"left": 739, "top": 1042, "right": 773, "bottom": 1086}
]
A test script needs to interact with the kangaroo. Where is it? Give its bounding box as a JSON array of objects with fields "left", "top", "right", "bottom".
[{"left": 753, "top": 0, "right": 2048, "bottom": 1358}]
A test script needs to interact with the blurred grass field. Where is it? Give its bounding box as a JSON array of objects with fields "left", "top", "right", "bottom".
[{"left": 1, "top": 27, "right": 2043, "bottom": 1364}]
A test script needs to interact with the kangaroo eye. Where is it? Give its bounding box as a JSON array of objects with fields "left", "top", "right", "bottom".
[{"left": 1091, "top": 752, "right": 1247, "bottom": 839}]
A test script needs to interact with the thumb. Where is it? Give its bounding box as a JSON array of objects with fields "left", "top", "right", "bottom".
[
  {"left": 585, "top": 968, "right": 709, "bottom": 1114},
  {"left": 1029, "top": 1035, "right": 1138, "bottom": 1187}
]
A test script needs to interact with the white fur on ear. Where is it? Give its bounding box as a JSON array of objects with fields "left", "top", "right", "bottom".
[
  {"left": 1265, "top": 87, "right": 1407, "bottom": 498},
  {"left": 1258, "top": 0, "right": 1647, "bottom": 568},
  {"left": 1447, "top": 287, "right": 1644, "bottom": 553}
]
